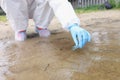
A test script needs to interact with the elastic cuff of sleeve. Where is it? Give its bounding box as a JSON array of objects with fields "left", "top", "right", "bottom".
[
  {"left": 68, "top": 23, "right": 79, "bottom": 30},
  {"left": 36, "top": 27, "right": 47, "bottom": 30}
]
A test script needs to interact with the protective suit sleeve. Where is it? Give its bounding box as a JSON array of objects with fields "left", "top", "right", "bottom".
[{"left": 47, "top": 0, "right": 80, "bottom": 30}]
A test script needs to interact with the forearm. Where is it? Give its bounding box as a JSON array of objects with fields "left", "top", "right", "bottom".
[{"left": 47, "top": 0, "right": 80, "bottom": 30}]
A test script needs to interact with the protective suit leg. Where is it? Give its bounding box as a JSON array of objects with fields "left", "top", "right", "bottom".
[
  {"left": 0, "top": 0, "right": 29, "bottom": 32},
  {"left": 34, "top": 1, "right": 54, "bottom": 29},
  {"left": 33, "top": 1, "right": 54, "bottom": 37},
  {"left": 0, "top": 0, "right": 37, "bottom": 41},
  {"left": 27, "top": 0, "right": 36, "bottom": 19}
]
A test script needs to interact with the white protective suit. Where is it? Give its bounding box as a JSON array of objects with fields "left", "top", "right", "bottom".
[{"left": 0, "top": 0, "right": 80, "bottom": 32}]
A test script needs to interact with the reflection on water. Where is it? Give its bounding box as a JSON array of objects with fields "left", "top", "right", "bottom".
[
  {"left": 0, "top": 52, "right": 11, "bottom": 80},
  {"left": 92, "top": 31, "right": 109, "bottom": 44},
  {"left": 0, "top": 41, "right": 20, "bottom": 80}
]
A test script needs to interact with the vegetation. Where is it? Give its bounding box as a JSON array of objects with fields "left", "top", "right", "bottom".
[
  {"left": 109, "top": 0, "right": 120, "bottom": 8},
  {"left": 0, "top": 7, "right": 6, "bottom": 22},
  {"left": 75, "top": 5, "right": 105, "bottom": 13},
  {"left": 75, "top": 0, "right": 120, "bottom": 14},
  {"left": 0, "top": 15, "right": 7, "bottom": 22}
]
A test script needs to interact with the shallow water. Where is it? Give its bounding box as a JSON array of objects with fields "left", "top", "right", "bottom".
[{"left": 0, "top": 12, "right": 120, "bottom": 80}]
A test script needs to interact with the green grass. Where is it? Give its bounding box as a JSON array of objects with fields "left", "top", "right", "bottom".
[
  {"left": 107, "top": 0, "right": 120, "bottom": 8},
  {"left": 111, "top": 0, "right": 120, "bottom": 8},
  {"left": 75, "top": 5, "right": 105, "bottom": 14},
  {"left": 0, "top": 15, "right": 7, "bottom": 22},
  {"left": 75, "top": 3, "right": 120, "bottom": 14}
]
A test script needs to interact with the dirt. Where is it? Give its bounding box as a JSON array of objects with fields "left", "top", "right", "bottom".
[{"left": 0, "top": 10, "right": 120, "bottom": 80}]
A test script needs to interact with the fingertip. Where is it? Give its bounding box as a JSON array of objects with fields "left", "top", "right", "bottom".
[
  {"left": 72, "top": 45, "right": 79, "bottom": 51},
  {"left": 79, "top": 43, "right": 83, "bottom": 48}
]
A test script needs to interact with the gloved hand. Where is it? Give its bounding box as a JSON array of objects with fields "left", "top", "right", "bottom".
[{"left": 68, "top": 24, "right": 91, "bottom": 50}]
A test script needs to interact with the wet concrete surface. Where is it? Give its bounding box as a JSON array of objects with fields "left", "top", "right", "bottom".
[{"left": 0, "top": 10, "right": 120, "bottom": 80}]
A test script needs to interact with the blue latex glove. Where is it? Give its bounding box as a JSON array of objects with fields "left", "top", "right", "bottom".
[{"left": 68, "top": 24, "right": 91, "bottom": 50}]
